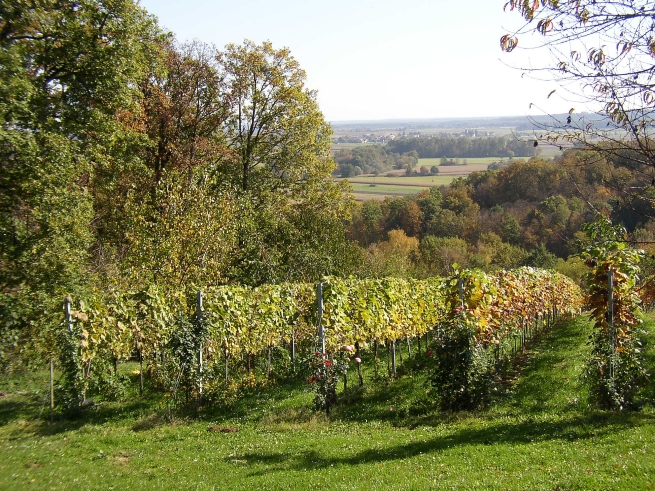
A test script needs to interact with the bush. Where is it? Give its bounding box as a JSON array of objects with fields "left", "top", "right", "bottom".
[{"left": 430, "top": 316, "right": 496, "bottom": 411}]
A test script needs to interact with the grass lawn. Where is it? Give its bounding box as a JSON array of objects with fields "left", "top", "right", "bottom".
[{"left": 1, "top": 316, "right": 654, "bottom": 490}]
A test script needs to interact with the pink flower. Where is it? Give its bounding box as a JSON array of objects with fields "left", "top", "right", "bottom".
[
  {"left": 455, "top": 308, "right": 460, "bottom": 314},
  {"left": 427, "top": 350, "right": 433, "bottom": 357},
  {"left": 345, "top": 345, "right": 354, "bottom": 352},
  {"left": 355, "top": 357, "right": 361, "bottom": 363}
]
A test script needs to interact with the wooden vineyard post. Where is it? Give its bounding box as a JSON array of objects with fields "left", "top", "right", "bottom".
[
  {"left": 387, "top": 342, "right": 390, "bottom": 375},
  {"left": 49, "top": 358, "right": 54, "bottom": 423},
  {"left": 458, "top": 279, "right": 465, "bottom": 308},
  {"left": 392, "top": 339, "right": 396, "bottom": 376},
  {"left": 139, "top": 349, "right": 144, "bottom": 395},
  {"left": 267, "top": 344, "right": 272, "bottom": 378},
  {"left": 224, "top": 345, "right": 229, "bottom": 387},
  {"left": 374, "top": 339, "right": 379, "bottom": 380},
  {"left": 291, "top": 326, "right": 296, "bottom": 372},
  {"left": 316, "top": 283, "right": 325, "bottom": 356},
  {"left": 316, "top": 282, "right": 329, "bottom": 414},
  {"left": 64, "top": 296, "right": 73, "bottom": 335},
  {"left": 355, "top": 342, "right": 364, "bottom": 386},
  {"left": 608, "top": 271, "right": 615, "bottom": 381},
  {"left": 64, "top": 296, "right": 83, "bottom": 403},
  {"left": 197, "top": 291, "right": 203, "bottom": 410}
]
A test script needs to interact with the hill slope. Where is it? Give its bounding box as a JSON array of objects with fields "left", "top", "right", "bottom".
[{"left": 0, "top": 316, "right": 654, "bottom": 490}]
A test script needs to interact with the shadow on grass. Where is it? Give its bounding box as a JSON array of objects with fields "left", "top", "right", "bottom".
[
  {"left": 0, "top": 397, "right": 39, "bottom": 425},
  {"left": 324, "top": 317, "right": 594, "bottom": 426},
  {"left": 4, "top": 315, "right": 655, "bottom": 442},
  {"left": 500, "top": 316, "right": 591, "bottom": 411},
  {"left": 0, "top": 384, "right": 176, "bottom": 437},
  {"left": 230, "top": 410, "right": 655, "bottom": 476}
]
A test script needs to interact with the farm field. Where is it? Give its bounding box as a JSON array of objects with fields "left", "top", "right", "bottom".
[
  {"left": 416, "top": 157, "right": 505, "bottom": 168},
  {"left": 348, "top": 175, "right": 452, "bottom": 187},
  {"left": 330, "top": 142, "right": 377, "bottom": 153},
  {"left": 346, "top": 180, "right": 442, "bottom": 201},
  {"left": 349, "top": 183, "right": 432, "bottom": 200},
  {"left": 339, "top": 166, "right": 475, "bottom": 200},
  {"left": 1, "top": 316, "right": 654, "bottom": 490},
  {"left": 341, "top": 152, "right": 566, "bottom": 200}
]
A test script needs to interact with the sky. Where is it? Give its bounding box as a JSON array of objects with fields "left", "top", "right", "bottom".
[{"left": 138, "top": 0, "right": 579, "bottom": 122}]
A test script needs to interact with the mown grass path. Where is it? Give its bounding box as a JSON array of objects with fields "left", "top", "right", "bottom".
[{"left": 1, "top": 316, "right": 654, "bottom": 490}]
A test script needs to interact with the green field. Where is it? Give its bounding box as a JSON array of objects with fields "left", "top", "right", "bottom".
[
  {"left": 348, "top": 175, "right": 453, "bottom": 186},
  {"left": 341, "top": 174, "right": 456, "bottom": 201},
  {"left": 417, "top": 157, "right": 507, "bottom": 167},
  {"left": 1, "top": 316, "right": 654, "bottom": 490},
  {"left": 338, "top": 152, "right": 563, "bottom": 200},
  {"left": 349, "top": 183, "right": 432, "bottom": 199},
  {"left": 346, "top": 177, "right": 451, "bottom": 201}
]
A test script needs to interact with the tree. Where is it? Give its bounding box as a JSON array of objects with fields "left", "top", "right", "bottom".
[
  {"left": 121, "top": 167, "right": 240, "bottom": 289},
  {"left": 140, "top": 41, "right": 228, "bottom": 184},
  {"left": 215, "top": 40, "right": 352, "bottom": 284},
  {"left": 0, "top": 0, "right": 162, "bottom": 368},
  {"left": 501, "top": 1, "right": 655, "bottom": 171},
  {"left": 361, "top": 200, "right": 384, "bottom": 245},
  {"left": 218, "top": 40, "right": 332, "bottom": 197},
  {"left": 523, "top": 243, "right": 558, "bottom": 269},
  {"left": 418, "top": 236, "right": 469, "bottom": 276},
  {"left": 416, "top": 187, "right": 443, "bottom": 224},
  {"left": 364, "top": 229, "right": 419, "bottom": 278},
  {"left": 94, "top": 40, "right": 231, "bottom": 266},
  {"left": 398, "top": 201, "right": 424, "bottom": 238}
]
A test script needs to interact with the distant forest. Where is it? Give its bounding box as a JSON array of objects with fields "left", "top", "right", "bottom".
[
  {"left": 334, "top": 136, "right": 537, "bottom": 176},
  {"left": 347, "top": 148, "right": 655, "bottom": 282},
  {"left": 330, "top": 113, "right": 604, "bottom": 132},
  {"left": 385, "top": 135, "right": 537, "bottom": 159}
]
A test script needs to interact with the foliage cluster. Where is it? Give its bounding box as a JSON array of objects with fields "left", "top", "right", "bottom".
[
  {"left": 0, "top": 2, "right": 358, "bottom": 377},
  {"left": 349, "top": 151, "right": 655, "bottom": 281},
  {"left": 580, "top": 216, "right": 649, "bottom": 409}
]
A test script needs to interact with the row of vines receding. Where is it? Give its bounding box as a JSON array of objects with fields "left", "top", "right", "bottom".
[{"left": 17, "top": 267, "right": 585, "bottom": 415}]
